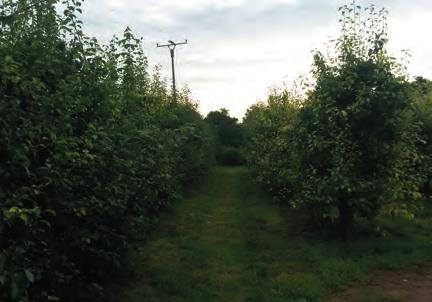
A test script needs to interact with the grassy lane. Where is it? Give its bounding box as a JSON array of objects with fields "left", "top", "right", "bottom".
[
  {"left": 112, "top": 166, "right": 308, "bottom": 302},
  {"left": 112, "top": 167, "right": 432, "bottom": 302}
]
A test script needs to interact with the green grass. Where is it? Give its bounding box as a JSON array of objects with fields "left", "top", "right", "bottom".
[{"left": 109, "top": 167, "right": 432, "bottom": 302}]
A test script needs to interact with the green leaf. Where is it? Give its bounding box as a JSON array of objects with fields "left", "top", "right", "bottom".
[
  {"left": 46, "top": 209, "right": 57, "bottom": 217},
  {"left": 25, "top": 269, "right": 35, "bottom": 283}
]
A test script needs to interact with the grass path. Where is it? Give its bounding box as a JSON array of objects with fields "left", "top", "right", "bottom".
[
  {"left": 112, "top": 167, "right": 432, "bottom": 302},
  {"left": 114, "top": 167, "right": 306, "bottom": 302}
]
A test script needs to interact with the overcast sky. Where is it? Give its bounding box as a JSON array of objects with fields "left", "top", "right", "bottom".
[{"left": 80, "top": 0, "right": 432, "bottom": 118}]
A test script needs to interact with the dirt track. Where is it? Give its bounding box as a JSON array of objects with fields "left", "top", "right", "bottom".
[{"left": 329, "top": 265, "right": 432, "bottom": 302}]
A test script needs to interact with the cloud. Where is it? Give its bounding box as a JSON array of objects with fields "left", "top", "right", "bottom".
[{"left": 79, "top": 0, "right": 432, "bottom": 118}]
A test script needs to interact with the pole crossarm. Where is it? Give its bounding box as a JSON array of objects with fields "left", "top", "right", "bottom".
[{"left": 157, "top": 40, "right": 188, "bottom": 49}]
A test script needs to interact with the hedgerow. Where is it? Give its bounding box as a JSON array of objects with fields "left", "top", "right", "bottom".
[
  {"left": 0, "top": 0, "right": 212, "bottom": 300},
  {"left": 244, "top": 3, "right": 428, "bottom": 239}
]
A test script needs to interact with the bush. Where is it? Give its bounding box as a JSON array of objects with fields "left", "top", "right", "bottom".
[
  {"left": 216, "top": 146, "right": 246, "bottom": 166},
  {"left": 243, "top": 89, "right": 300, "bottom": 202},
  {"left": 410, "top": 77, "right": 432, "bottom": 196},
  {"left": 0, "top": 1, "right": 212, "bottom": 301},
  {"left": 245, "top": 3, "right": 426, "bottom": 238},
  {"left": 205, "top": 108, "right": 245, "bottom": 166}
]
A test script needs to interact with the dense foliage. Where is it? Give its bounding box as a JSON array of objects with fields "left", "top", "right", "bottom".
[
  {"left": 410, "top": 77, "right": 432, "bottom": 195},
  {"left": 205, "top": 108, "right": 245, "bottom": 165},
  {"left": 0, "top": 1, "right": 212, "bottom": 301},
  {"left": 243, "top": 89, "right": 300, "bottom": 201},
  {"left": 1, "top": 0, "right": 431, "bottom": 300},
  {"left": 244, "top": 3, "right": 429, "bottom": 238}
]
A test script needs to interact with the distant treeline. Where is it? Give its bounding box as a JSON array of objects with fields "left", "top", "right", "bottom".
[{"left": 205, "top": 108, "right": 246, "bottom": 166}]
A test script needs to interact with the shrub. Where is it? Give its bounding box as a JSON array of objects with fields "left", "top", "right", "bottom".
[
  {"left": 216, "top": 146, "right": 245, "bottom": 166},
  {"left": 245, "top": 3, "right": 426, "bottom": 239},
  {"left": 0, "top": 1, "right": 212, "bottom": 300},
  {"left": 205, "top": 108, "right": 245, "bottom": 166}
]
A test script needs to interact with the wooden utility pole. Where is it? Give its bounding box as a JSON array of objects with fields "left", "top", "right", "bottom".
[{"left": 157, "top": 40, "right": 188, "bottom": 103}]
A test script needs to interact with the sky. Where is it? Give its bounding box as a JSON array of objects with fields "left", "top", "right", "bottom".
[{"left": 80, "top": 0, "right": 432, "bottom": 118}]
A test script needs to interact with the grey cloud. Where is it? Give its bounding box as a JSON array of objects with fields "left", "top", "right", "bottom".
[{"left": 76, "top": 0, "right": 432, "bottom": 118}]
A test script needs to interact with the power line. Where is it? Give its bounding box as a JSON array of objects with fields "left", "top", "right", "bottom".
[{"left": 157, "top": 39, "right": 188, "bottom": 103}]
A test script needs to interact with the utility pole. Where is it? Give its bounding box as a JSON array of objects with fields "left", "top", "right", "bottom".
[{"left": 157, "top": 39, "right": 188, "bottom": 103}]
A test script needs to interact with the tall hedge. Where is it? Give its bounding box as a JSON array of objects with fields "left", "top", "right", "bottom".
[
  {"left": 243, "top": 89, "right": 300, "bottom": 201},
  {"left": 244, "top": 3, "right": 426, "bottom": 239},
  {"left": 0, "top": 1, "right": 212, "bottom": 301}
]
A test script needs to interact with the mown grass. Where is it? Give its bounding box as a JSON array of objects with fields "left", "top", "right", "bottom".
[{"left": 108, "top": 167, "right": 432, "bottom": 302}]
